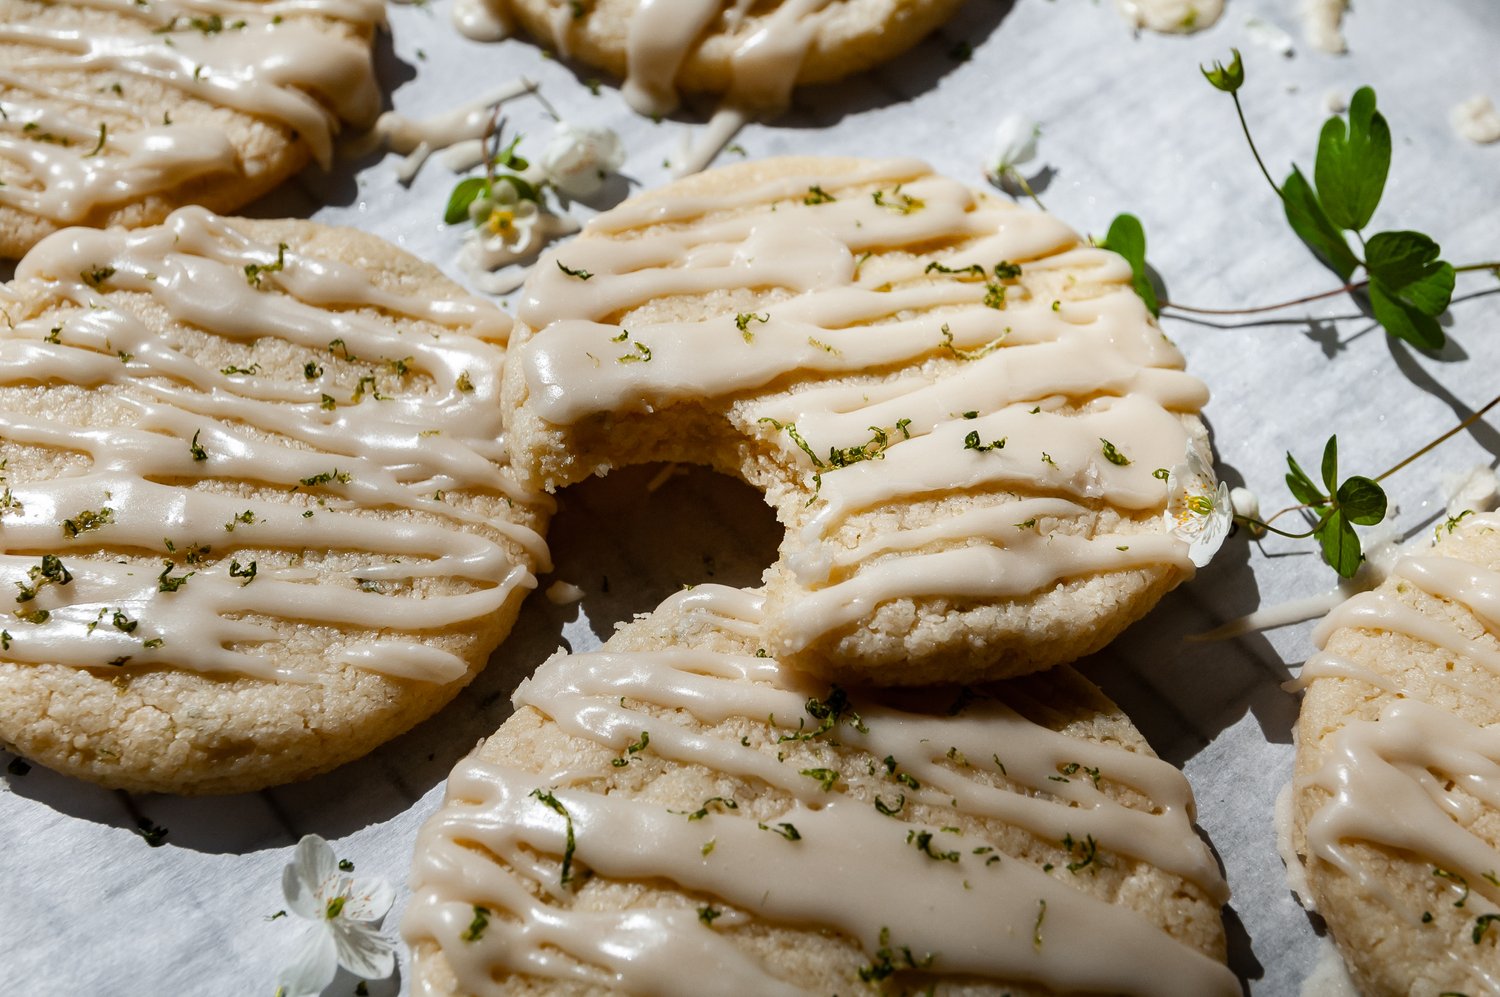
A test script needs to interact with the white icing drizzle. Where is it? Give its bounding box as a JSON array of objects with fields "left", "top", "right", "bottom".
[
  {"left": 1298, "top": 516, "right": 1500, "bottom": 935},
  {"left": 1114, "top": 0, "right": 1224, "bottom": 34},
  {"left": 404, "top": 584, "right": 1236, "bottom": 995},
  {"left": 1300, "top": 0, "right": 1350, "bottom": 53},
  {"left": 515, "top": 159, "right": 1207, "bottom": 657},
  {"left": 451, "top": 0, "right": 853, "bottom": 170},
  {"left": 350, "top": 79, "right": 539, "bottom": 183},
  {"left": 1304, "top": 698, "right": 1500, "bottom": 912},
  {"left": 0, "top": 207, "right": 548, "bottom": 683},
  {"left": 0, "top": 0, "right": 382, "bottom": 225},
  {"left": 1452, "top": 95, "right": 1500, "bottom": 146}
]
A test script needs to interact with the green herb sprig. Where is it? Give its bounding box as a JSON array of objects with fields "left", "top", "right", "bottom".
[{"left": 1137, "top": 52, "right": 1498, "bottom": 349}]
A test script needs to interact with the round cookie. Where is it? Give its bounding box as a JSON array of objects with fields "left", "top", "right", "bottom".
[
  {"left": 454, "top": 0, "right": 964, "bottom": 117},
  {"left": 504, "top": 156, "right": 1216, "bottom": 685},
  {"left": 0, "top": 207, "right": 551, "bottom": 794},
  {"left": 1291, "top": 512, "right": 1500, "bottom": 994},
  {"left": 0, "top": 0, "right": 383, "bottom": 259},
  {"left": 404, "top": 583, "right": 1237, "bottom": 996}
]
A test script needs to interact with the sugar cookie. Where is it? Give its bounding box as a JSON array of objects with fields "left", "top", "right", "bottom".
[
  {"left": 0, "top": 0, "right": 382, "bottom": 258},
  {"left": 504, "top": 156, "right": 1216, "bottom": 685},
  {"left": 452, "top": 0, "right": 964, "bottom": 120},
  {"left": 0, "top": 207, "right": 550, "bottom": 793},
  {"left": 404, "top": 584, "right": 1237, "bottom": 996},
  {"left": 1291, "top": 512, "right": 1500, "bottom": 994}
]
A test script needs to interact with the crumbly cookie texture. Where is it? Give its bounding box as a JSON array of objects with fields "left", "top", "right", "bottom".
[
  {"left": 0, "top": 210, "right": 549, "bottom": 794},
  {"left": 404, "top": 584, "right": 1235, "bottom": 996},
  {"left": 1293, "top": 513, "right": 1500, "bottom": 995},
  {"left": 504, "top": 156, "right": 1213, "bottom": 685},
  {"left": 500, "top": 0, "right": 964, "bottom": 108},
  {"left": 0, "top": 0, "right": 381, "bottom": 259}
]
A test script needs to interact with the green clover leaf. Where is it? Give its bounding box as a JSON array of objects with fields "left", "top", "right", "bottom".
[
  {"left": 444, "top": 177, "right": 489, "bottom": 225},
  {"left": 1281, "top": 167, "right": 1360, "bottom": 281},
  {"left": 1314, "top": 86, "right": 1391, "bottom": 233},
  {"left": 1100, "top": 213, "right": 1159, "bottom": 317},
  {"left": 1284, "top": 435, "right": 1387, "bottom": 578},
  {"left": 1364, "top": 230, "right": 1455, "bottom": 349}
]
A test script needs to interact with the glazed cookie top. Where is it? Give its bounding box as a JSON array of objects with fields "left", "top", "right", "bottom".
[
  {"left": 0, "top": 0, "right": 383, "bottom": 257},
  {"left": 404, "top": 583, "right": 1236, "bottom": 996},
  {"left": 0, "top": 207, "right": 550, "bottom": 793},
  {"left": 1292, "top": 512, "right": 1500, "bottom": 994},
  {"left": 504, "top": 156, "right": 1217, "bottom": 685},
  {"left": 453, "top": 0, "right": 965, "bottom": 118}
]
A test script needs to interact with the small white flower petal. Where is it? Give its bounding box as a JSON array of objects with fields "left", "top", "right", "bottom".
[
  {"left": 1188, "top": 482, "right": 1233, "bottom": 567},
  {"left": 331, "top": 919, "right": 396, "bottom": 980},
  {"left": 283, "top": 835, "right": 337, "bottom": 919},
  {"left": 278, "top": 924, "right": 339, "bottom": 997},
  {"left": 1164, "top": 443, "right": 1232, "bottom": 567},
  {"left": 988, "top": 114, "right": 1041, "bottom": 177},
  {"left": 540, "top": 122, "right": 625, "bottom": 198},
  {"left": 340, "top": 877, "right": 395, "bottom": 923}
]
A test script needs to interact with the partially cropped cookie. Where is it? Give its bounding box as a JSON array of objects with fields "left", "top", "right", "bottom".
[
  {"left": 453, "top": 0, "right": 963, "bottom": 117},
  {"left": 0, "top": 207, "right": 550, "bottom": 793},
  {"left": 505, "top": 156, "right": 1217, "bottom": 685},
  {"left": 0, "top": 0, "right": 383, "bottom": 258},
  {"left": 1291, "top": 512, "right": 1500, "bottom": 994},
  {"left": 404, "top": 583, "right": 1237, "bottom": 996}
]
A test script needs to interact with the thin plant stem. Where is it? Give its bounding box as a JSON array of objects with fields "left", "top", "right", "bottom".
[
  {"left": 1236, "top": 515, "right": 1319, "bottom": 540},
  {"left": 1161, "top": 261, "right": 1500, "bottom": 316},
  {"left": 1164, "top": 284, "right": 1359, "bottom": 315},
  {"left": 482, "top": 109, "right": 504, "bottom": 186},
  {"left": 1375, "top": 391, "right": 1500, "bottom": 483},
  {"left": 1010, "top": 171, "right": 1046, "bottom": 212},
  {"left": 1252, "top": 391, "right": 1500, "bottom": 531},
  {"left": 1234, "top": 92, "right": 1279, "bottom": 197}
]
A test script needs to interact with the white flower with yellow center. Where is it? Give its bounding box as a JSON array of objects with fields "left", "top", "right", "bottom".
[
  {"left": 1165, "top": 442, "right": 1232, "bottom": 567},
  {"left": 466, "top": 177, "right": 541, "bottom": 254},
  {"left": 275, "top": 835, "right": 394, "bottom": 997}
]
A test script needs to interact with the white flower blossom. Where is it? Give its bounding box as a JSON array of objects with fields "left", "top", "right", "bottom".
[
  {"left": 275, "top": 835, "right": 394, "bottom": 997},
  {"left": 458, "top": 204, "right": 579, "bottom": 294},
  {"left": 987, "top": 115, "right": 1041, "bottom": 183},
  {"left": 466, "top": 177, "right": 544, "bottom": 256},
  {"left": 1165, "top": 442, "right": 1232, "bottom": 567},
  {"left": 536, "top": 121, "right": 625, "bottom": 198}
]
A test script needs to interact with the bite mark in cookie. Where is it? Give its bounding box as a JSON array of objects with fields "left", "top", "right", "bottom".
[{"left": 504, "top": 156, "right": 1215, "bottom": 685}]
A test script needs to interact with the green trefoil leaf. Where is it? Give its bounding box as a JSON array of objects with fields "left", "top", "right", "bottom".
[
  {"left": 444, "top": 177, "right": 489, "bottom": 225},
  {"left": 1100, "top": 213, "right": 1159, "bottom": 317},
  {"left": 1281, "top": 167, "right": 1360, "bottom": 281},
  {"left": 1317, "top": 509, "right": 1364, "bottom": 578},
  {"left": 1319, "top": 434, "right": 1339, "bottom": 496},
  {"left": 1284, "top": 450, "right": 1326, "bottom": 507},
  {"left": 1364, "top": 229, "right": 1455, "bottom": 349},
  {"left": 1336, "top": 476, "right": 1387, "bottom": 526},
  {"left": 1314, "top": 86, "right": 1391, "bottom": 233}
]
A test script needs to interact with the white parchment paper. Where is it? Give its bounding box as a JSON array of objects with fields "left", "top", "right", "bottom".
[{"left": 4, "top": 0, "right": 1500, "bottom": 993}]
